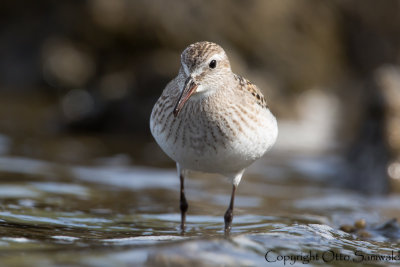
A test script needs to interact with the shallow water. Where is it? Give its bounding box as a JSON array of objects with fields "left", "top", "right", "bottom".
[{"left": 0, "top": 144, "right": 400, "bottom": 267}]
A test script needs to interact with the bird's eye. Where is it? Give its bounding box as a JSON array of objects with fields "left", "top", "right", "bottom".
[{"left": 209, "top": 60, "right": 217, "bottom": 69}]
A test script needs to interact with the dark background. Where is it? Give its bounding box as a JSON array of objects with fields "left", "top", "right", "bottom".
[{"left": 1, "top": 0, "right": 400, "bottom": 194}]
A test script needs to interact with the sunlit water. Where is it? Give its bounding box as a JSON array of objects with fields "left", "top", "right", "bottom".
[{"left": 0, "top": 150, "right": 400, "bottom": 266}]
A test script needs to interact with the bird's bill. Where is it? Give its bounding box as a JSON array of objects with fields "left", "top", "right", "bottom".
[{"left": 173, "top": 76, "right": 198, "bottom": 117}]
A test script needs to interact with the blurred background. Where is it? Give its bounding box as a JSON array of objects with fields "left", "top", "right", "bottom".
[
  {"left": 2, "top": 2, "right": 400, "bottom": 264},
  {"left": 1, "top": 0, "right": 400, "bottom": 194}
]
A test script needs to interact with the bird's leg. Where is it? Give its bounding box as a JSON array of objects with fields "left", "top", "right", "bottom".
[
  {"left": 179, "top": 171, "right": 188, "bottom": 231},
  {"left": 224, "top": 184, "right": 237, "bottom": 233}
]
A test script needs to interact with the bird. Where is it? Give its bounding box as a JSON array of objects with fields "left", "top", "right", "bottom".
[{"left": 150, "top": 41, "right": 278, "bottom": 233}]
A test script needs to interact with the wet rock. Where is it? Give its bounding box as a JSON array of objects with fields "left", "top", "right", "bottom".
[
  {"left": 357, "top": 230, "right": 372, "bottom": 239},
  {"left": 340, "top": 218, "right": 400, "bottom": 240},
  {"left": 354, "top": 218, "right": 366, "bottom": 229},
  {"left": 340, "top": 224, "right": 356, "bottom": 233}
]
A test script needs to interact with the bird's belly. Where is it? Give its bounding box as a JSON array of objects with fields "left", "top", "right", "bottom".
[
  {"left": 151, "top": 108, "right": 278, "bottom": 175},
  {"left": 172, "top": 140, "right": 258, "bottom": 175}
]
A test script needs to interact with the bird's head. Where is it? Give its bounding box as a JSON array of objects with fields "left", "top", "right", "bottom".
[{"left": 173, "top": 41, "right": 232, "bottom": 117}]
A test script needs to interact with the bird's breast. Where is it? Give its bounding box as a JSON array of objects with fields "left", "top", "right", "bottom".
[{"left": 150, "top": 97, "right": 278, "bottom": 175}]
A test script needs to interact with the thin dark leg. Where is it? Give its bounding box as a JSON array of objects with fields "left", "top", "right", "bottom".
[
  {"left": 180, "top": 172, "right": 188, "bottom": 231},
  {"left": 224, "top": 185, "right": 237, "bottom": 233}
]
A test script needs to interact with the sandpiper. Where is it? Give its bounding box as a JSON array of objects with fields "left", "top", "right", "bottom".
[{"left": 150, "top": 41, "right": 278, "bottom": 232}]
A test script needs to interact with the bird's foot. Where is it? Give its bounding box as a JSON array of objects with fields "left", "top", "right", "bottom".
[
  {"left": 224, "top": 208, "right": 233, "bottom": 235},
  {"left": 180, "top": 193, "right": 188, "bottom": 232}
]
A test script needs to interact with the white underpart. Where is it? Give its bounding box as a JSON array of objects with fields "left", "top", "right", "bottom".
[{"left": 232, "top": 169, "right": 245, "bottom": 187}]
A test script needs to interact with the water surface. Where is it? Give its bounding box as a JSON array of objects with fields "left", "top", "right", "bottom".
[{"left": 0, "top": 143, "right": 399, "bottom": 266}]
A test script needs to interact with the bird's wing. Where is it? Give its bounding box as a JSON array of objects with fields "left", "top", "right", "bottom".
[{"left": 234, "top": 74, "right": 268, "bottom": 109}]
